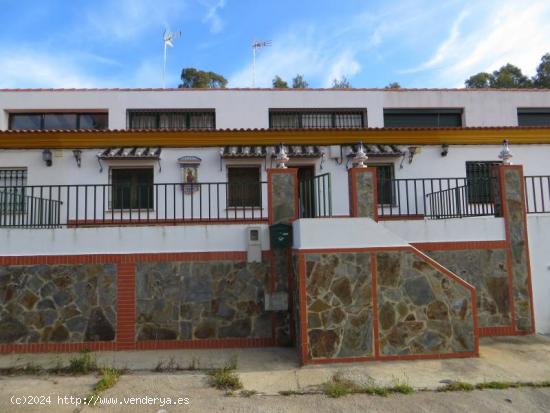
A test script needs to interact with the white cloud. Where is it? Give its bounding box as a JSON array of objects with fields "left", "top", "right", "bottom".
[
  {"left": 85, "top": 0, "right": 186, "bottom": 41},
  {"left": 0, "top": 49, "right": 113, "bottom": 88},
  {"left": 201, "top": 0, "right": 226, "bottom": 34},
  {"left": 403, "top": 0, "right": 550, "bottom": 86}
]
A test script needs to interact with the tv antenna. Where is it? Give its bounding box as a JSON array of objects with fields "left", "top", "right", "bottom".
[
  {"left": 252, "top": 40, "right": 271, "bottom": 87},
  {"left": 163, "top": 29, "right": 181, "bottom": 88}
]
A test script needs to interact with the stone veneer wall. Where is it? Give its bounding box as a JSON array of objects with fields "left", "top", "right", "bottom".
[
  {"left": 136, "top": 260, "right": 272, "bottom": 340},
  {"left": 296, "top": 248, "right": 477, "bottom": 362},
  {"left": 305, "top": 253, "right": 373, "bottom": 358},
  {"left": 270, "top": 172, "right": 297, "bottom": 224},
  {"left": 502, "top": 167, "right": 534, "bottom": 332},
  {"left": 0, "top": 264, "right": 116, "bottom": 343},
  {"left": 376, "top": 250, "right": 475, "bottom": 356},
  {"left": 349, "top": 168, "right": 377, "bottom": 219},
  {"left": 419, "top": 249, "right": 511, "bottom": 328}
]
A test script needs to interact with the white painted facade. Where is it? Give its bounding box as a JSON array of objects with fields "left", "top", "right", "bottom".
[
  {"left": 1, "top": 89, "right": 550, "bottom": 334},
  {"left": 1, "top": 89, "right": 550, "bottom": 130}
]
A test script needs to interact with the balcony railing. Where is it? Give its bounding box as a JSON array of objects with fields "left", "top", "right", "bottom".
[
  {"left": 377, "top": 177, "right": 497, "bottom": 219},
  {"left": 299, "top": 173, "right": 332, "bottom": 218},
  {"left": 0, "top": 182, "right": 267, "bottom": 228},
  {"left": 524, "top": 175, "right": 550, "bottom": 214}
]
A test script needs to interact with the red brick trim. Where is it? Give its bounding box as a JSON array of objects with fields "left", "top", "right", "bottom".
[
  {"left": 68, "top": 219, "right": 268, "bottom": 227},
  {"left": 135, "top": 337, "right": 275, "bottom": 350},
  {"left": 412, "top": 240, "right": 506, "bottom": 250},
  {"left": 377, "top": 214, "right": 425, "bottom": 221},
  {"left": 267, "top": 168, "right": 299, "bottom": 225},
  {"left": 0, "top": 342, "right": 116, "bottom": 354},
  {"left": 479, "top": 326, "right": 516, "bottom": 337},
  {"left": 293, "top": 246, "right": 410, "bottom": 255},
  {"left": 297, "top": 254, "right": 309, "bottom": 364},
  {"left": 117, "top": 263, "right": 136, "bottom": 350}
]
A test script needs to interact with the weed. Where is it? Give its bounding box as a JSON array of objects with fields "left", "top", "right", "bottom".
[
  {"left": 279, "top": 390, "right": 307, "bottom": 396},
  {"left": 68, "top": 349, "right": 97, "bottom": 374},
  {"left": 388, "top": 376, "right": 414, "bottom": 395},
  {"left": 322, "top": 375, "right": 358, "bottom": 398},
  {"left": 208, "top": 361, "right": 243, "bottom": 391},
  {"left": 93, "top": 368, "right": 122, "bottom": 393},
  {"left": 438, "top": 381, "right": 475, "bottom": 392},
  {"left": 240, "top": 390, "right": 257, "bottom": 397}
]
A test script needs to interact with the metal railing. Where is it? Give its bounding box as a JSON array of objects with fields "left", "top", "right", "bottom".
[
  {"left": 377, "top": 177, "right": 497, "bottom": 219},
  {"left": 299, "top": 173, "right": 332, "bottom": 218},
  {"left": 524, "top": 175, "right": 550, "bottom": 214},
  {"left": 0, "top": 189, "right": 62, "bottom": 227},
  {"left": 0, "top": 182, "right": 267, "bottom": 228}
]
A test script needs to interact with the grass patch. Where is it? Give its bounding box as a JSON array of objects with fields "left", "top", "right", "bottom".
[
  {"left": 208, "top": 361, "right": 243, "bottom": 391},
  {"left": 279, "top": 390, "right": 308, "bottom": 396},
  {"left": 240, "top": 389, "right": 257, "bottom": 397},
  {"left": 322, "top": 375, "right": 414, "bottom": 398},
  {"left": 68, "top": 349, "right": 97, "bottom": 374},
  {"left": 323, "top": 377, "right": 357, "bottom": 398},
  {"left": 438, "top": 381, "right": 475, "bottom": 392},
  {"left": 84, "top": 368, "right": 123, "bottom": 405}
]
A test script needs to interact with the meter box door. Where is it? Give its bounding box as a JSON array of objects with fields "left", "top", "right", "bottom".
[
  {"left": 247, "top": 227, "right": 262, "bottom": 263},
  {"left": 269, "top": 223, "right": 292, "bottom": 248}
]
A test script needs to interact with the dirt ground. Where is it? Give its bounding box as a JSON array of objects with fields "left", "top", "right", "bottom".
[{"left": 1, "top": 372, "right": 550, "bottom": 413}]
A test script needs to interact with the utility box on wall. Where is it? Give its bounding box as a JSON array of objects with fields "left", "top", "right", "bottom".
[
  {"left": 247, "top": 227, "right": 262, "bottom": 263},
  {"left": 269, "top": 223, "right": 292, "bottom": 248}
]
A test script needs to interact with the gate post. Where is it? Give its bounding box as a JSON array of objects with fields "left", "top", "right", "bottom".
[{"left": 348, "top": 167, "right": 378, "bottom": 220}]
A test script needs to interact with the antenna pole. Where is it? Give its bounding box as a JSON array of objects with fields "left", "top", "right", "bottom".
[
  {"left": 252, "top": 46, "right": 256, "bottom": 88},
  {"left": 163, "top": 41, "right": 167, "bottom": 89}
]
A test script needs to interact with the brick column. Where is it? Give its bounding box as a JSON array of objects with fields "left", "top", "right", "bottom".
[
  {"left": 496, "top": 165, "right": 535, "bottom": 334},
  {"left": 116, "top": 262, "right": 137, "bottom": 349},
  {"left": 348, "top": 167, "right": 378, "bottom": 220},
  {"left": 267, "top": 168, "right": 298, "bottom": 346}
]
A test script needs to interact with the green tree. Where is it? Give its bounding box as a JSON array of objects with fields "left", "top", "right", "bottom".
[
  {"left": 490, "top": 63, "right": 532, "bottom": 88},
  {"left": 292, "top": 74, "right": 309, "bottom": 88},
  {"left": 385, "top": 82, "right": 401, "bottom": 89},
  {"left": 331, "top": 76, "right": 351, "bottom": 88},
  {"left": 179, "top": 68, "right": 227, "bottom": 88},
  {"left": 272, "top": 75, "right": 289, "bottom": 88},
  {"left": 533, "top": 53, "right": 550, "bottom": 88},
  {"left": 465, "top": 72, "right": 492, "bottom": 88}
]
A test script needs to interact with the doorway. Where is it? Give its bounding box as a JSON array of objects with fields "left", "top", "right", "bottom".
[{"left": 297, "top": 165, "right": 316, "bottom": 218}]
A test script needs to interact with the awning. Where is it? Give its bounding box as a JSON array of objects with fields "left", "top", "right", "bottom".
[
  {"left": 97, "top": 147, "right": 162, "bottom": 159},
  {"left": 348, "top": 144, "right": 404, "bottom": 157},
  {"left": 221, "top": 145, "right": 322, "bottom": 158}
]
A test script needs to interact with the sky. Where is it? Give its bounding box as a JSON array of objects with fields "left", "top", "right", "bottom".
[{"left": 0, "top": 0, "right": 549, "bottom": 89}]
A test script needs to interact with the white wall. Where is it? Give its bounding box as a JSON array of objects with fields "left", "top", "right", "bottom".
[
  {"left": 527, "top": 215, "right": 550, "bottom": 335},
  {"left": 0, "top": 224, "right": 270, "bottom": 256},
  {"left": 380, "top": 217, "right": 505, "bottom": 243},
  {"left": 1, "top": 89, "right": 550, "bottom": 130},
  {"left": 293, "top": 217, "right": 408, "bottom": 249}
]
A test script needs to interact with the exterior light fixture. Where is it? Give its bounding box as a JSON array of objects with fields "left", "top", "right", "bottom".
[
  {"left": 42, "top": 149, "right": 53, "bottom": 167},
  {"left": 498, "top": 139, "right": 513, "bottom": 165},
  {"left": 441, "top": 144, "right": 449, "bottom": 157},
  {"left": 72, "top": 149, "right": 82, "bottom": 167},
  {"left": 408, "top": 146, "right": 418, "bottom": 164}
]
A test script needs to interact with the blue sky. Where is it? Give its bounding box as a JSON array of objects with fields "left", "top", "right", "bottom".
[{"left": 0, "top": 0, "right": 549, "bottom": 89}]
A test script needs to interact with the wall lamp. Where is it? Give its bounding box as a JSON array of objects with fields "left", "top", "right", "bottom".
[
  {"left": 407, "top": 146, "right": 419, "bottom": 164},
  {"left": 441, "top": 143, "right": 449, "bottom": 157},
  {"left": 72, "top": 149, "right": 82, "bottom": 167},
  {"left": 42, "top": 149, "right": 53, "bottom": 167}
]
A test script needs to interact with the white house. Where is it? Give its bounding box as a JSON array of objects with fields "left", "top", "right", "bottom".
[{"left": 0, "top": 88, "right": 548, "bottom": 362}]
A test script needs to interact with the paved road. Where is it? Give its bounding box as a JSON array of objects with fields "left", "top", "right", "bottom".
[{"left": 1, "top": 372, "right": 550, "bottom": 413}]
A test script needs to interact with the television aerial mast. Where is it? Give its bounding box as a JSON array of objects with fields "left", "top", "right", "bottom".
[
  {"left": 163, "top": 29, "right": 181, "bottom": 88},
  {"left": 251, "top": 40, "right": 271, "bottom": 87}
]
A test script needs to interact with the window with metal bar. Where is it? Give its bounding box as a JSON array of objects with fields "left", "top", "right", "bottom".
[
  {"left": 376, "top": 164, "right": 395, "bottom": 205},
  {"left": 465, "top": 161, "right": 501, "bottom": 203},
  {"left": 227, "top": 167, "right": 261, "bottom": 207},
  {"left": 0, "top": 168, "right": 27, "bottom": 213},
  {"left": 269, "top": 110, "right": 365, "bottom": 129},
  {"left": 384, "top": 109, "right": 463, "bottom": 128},
  {"left": 517, "top": 108, "right": 550, "bottom": 126},
  {"left": 128, "top": 110, "right": 215, "bottom": 130},
  {"left": 9, "top": 113, "right": 108, "bottom": 130},
  {"left": 110, "top": 168, "right": 154, "bottom": 210}
]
